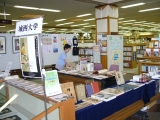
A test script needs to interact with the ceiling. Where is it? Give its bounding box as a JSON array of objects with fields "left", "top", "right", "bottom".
[{"left": 0, "top": 0, "right": 160, "bottom": 35}]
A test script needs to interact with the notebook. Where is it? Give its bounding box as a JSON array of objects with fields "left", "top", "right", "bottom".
[
  {"left": 91, "top": 82, "right": 100, "bottom": 94},
  {"left": 85, "top": 84, "right": 94, "bottom": 97}
]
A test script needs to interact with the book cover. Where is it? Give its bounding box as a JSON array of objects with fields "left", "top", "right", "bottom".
[
  {"left": 85, "top": 84, "right": 94, "bottom": 97},
  {"left": 154, "top": 49, "right": 159, "bottom": 57},
  {"left": 90, "top": 82, "right": 100, "bottom": 94},
  {"left": 149, "top": 42, "right": 154, "bottom": 48},
  {"left": 45, "top": 70, "right": 62, "bottom": 97},
  {"left": 91, "top": 92, "right": 116, "bottom": 102},
  {"left": 101, "top": 88, "right": 124, "bottom": 96},
  {"left": 61, "top": 82, "right": 77, "bottom": 103},
  {"left": 75, "top": 84, "right": 86, "bottom": 101},
  {"left": 82, "top": 97, "right": 102, "bottom": 105},
  {"left": 115, "top": 71, "right": 125, "bottom": 85},
  {"left": 146, "top": 49, "right": 151, "bottom": 56},
  {"left": 154, "top": 42, "right": 159, "bottom": 48}
]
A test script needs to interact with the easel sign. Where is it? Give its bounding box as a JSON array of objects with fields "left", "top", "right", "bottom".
[{"left": 15, "top": 18, "right": 43, "bottom": 78}]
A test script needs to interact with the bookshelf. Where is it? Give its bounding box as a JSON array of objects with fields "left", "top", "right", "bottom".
[
  {"left": 79, "top": 47, "right": 93, "bottom": 62},
  {"left": 136, "top": 43, "right": 146, "bottom": 59},
  {"left": 138, "top": 60, "right": 160, "bottom": 74},
  {"left": 123, "top": 45, "right": 137, "bottom": 68}
]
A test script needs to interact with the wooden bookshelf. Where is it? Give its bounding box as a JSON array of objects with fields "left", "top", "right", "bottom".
[
  {"left": 138, "top": 60, "right": 160, "bottom": 74},
  {"left": 123, "top": 45, "right": 137, "bottom": 68},
  {"left": 136, "top": 43, "right": 146, "bottom": 59},
  {"left": 79, "top": 47, "right": 93, "bottom": 62}
]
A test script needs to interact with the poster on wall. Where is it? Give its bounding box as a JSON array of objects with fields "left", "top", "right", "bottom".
[
  {"left": 19, "top": 35, "right": 41, "bottom": 78},
  {"left": 45, "top": 70, "right": 62, "bottom": 96},
  {"left": 93, "top": 45, "right": 101, "bottom": 63},
  {"left": 52, "top": 34, "right": 58, "bottom": 53},
  {"left": 97, "top": 33, "right": 107, "bottom": 53},
  {"left": 12, "top": 36, "right": 20, "bottom": 54},
  {"left": 0, "top": 36, "right": 6, "bottom": 54},
  {"left": 42, "top": 35, "right": 53, "bottom": 54},
  {"left": 107, "top": 35, "right": 123, "bottom": 71}
]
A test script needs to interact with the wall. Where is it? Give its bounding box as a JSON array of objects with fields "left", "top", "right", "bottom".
[{"left": 0, "top": 34, "right": 21, "bottom": 71}]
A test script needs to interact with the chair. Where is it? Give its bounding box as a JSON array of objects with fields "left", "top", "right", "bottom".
[
  {"left": 109, "top": 64, "right": 119, "bottom": 71},
  {"left": 0, "top": 62, "right": 12, "bottom": 77},
  {"left": 94, "top": 63, "right": 102, "bottom": 70}
]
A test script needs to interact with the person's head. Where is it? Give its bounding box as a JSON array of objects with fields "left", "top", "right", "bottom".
[{"left": 64, "top": 44, "right": 71, "bottom": 53}]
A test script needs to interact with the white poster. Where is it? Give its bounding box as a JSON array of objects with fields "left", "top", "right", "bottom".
[
  {"left": 66, "top": 37, "right": 72, "bottom": 46},
  {"left": 93, "top": 45, "right": 101, "bottom": 63},
  {"left": 15, "top": 18, "right": 43, "bottom": 36},
  {"left": 107, "top": 35, "right": 123, "bottom": 71},
  {"left": 19, "top": 35, "right": 42, "bottom": 77},
  {"left": 42, "top": 35, "right": 53, "bottom": 54}
]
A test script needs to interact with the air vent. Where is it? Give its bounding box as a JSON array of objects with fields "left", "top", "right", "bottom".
[{"left": 20, "top": 14, "right": 45, "bottom": 19}]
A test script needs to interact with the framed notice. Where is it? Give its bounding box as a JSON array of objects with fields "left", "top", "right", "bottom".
[
  {"left": 12, "top": 36, "right": 20, "bottom": 53},
  {"left": 0, "top": 36, "right": 6, "bottom": 54},
  {"left": 19, "top": 35, "right": 42, "bottom": 78}
]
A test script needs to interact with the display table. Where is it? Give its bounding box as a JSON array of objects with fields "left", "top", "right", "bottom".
[
  {"left": 76, "top": 80, "right": 159, "bottom": 120},
  {"left": 58, "top": 72, "right": 117, "bottom": 90}
]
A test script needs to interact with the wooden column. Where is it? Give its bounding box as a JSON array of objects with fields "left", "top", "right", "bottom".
[{"left": 95, "top": 5, "right": 119, "bottom": 69}]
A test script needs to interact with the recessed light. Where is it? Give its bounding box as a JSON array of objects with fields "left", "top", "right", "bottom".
[
  {"left": 121, "top": 3, "right": 145, "bottom": 8},
  {"left": 55, "top": 19, "right": 66, "bottom": 22},
  {"left": 76, "top": 13, "right": 91, "bottom": 17},
  {"left": 0, "top": 13, "right": 10, "bottom": 15},
  {"left": 139, "top": 7, "right": 160, "bottom": 12},
  {"left": 39, "top": 8, "right": 60, "bottom": 12},
  {"left": 14, "top": 5, "right": 39, "bottom": 10},
  {"left": 83, "top": 18, "right": 95, "bottom": 21}
]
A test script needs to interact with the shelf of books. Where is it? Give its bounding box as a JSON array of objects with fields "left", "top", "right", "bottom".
[
  {"left": 138, "top": 60, "right": 160, "bottom": 74},
  {"left": 145, "top": 40, "right": 160, "bottom": 58},
  {"left": 123, "top": 45, "right": 137, "bottom": 68},
  {"left": 79, "top": 47, "right": 93, "bottom": 62},
  {"left": 136, "top": 43, "right": 146, "bottom": 59}
]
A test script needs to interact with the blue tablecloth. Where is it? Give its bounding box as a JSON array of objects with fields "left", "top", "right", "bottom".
[{"left": 76, "top": 80, "right": 156, "bottom": 120}]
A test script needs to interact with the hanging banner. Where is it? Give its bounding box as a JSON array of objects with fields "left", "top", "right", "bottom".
[
  {"left": 107, "top": 35, "right": 123, "bottom": 71},
  {"left": 15, "top": 18, "right": 43, "bottom": 36},
  {"left": 19, "top": 35, "right": 42, "bottom": 78},
  {"left": 93, "top": 45, "right": 101, "bottom": 63}
]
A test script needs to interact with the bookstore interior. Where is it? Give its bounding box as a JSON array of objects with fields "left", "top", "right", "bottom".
[{"left": 0, "top": 0, "right": 160, "bottom": 120}]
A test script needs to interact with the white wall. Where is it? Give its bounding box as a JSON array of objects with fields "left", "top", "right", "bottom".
[
  {"left": 0, "top": 34, "right": 21, "bottom": 71},
  {"left": 0, "top": 33, "right": 79, "bottom": 71}
]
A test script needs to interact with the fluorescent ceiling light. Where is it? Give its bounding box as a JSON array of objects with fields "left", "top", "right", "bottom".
[
  {"left": 45, "top": 31, "right": 55, "bottom": 32},
  {"left": 61, "top": 29, "right": 67, "bottom": 30},
  {"left": 48, "top": 28, "right": 55, "bottom": 30},
  {"left": 79, "top": 23, "right": 89, "bottom": 25},
  {"left": 8, "top": 29, "right": 15, "bottom": 31},
  {"left": 56, "top": 24, "right": 65, "bottom": 26},
  {"left": 76, "top": 13, "right": 91, "bottom": 17},
  {"left": 118, "top": 18, "right": 124, "bottom": 20},
  {"left": 84, "top": 26, "right": 90, "bottom": 27},
  {"left": 133, "top": 24, "right": 141, "bottom": 25},
  {"left": 134, "top": 21, "right": 146, "bottom": 23},
  {"left": 55, "top": 19, "right": 66, "bottom": 22},
  {"left": 123, "top": 23, "right": 132, "bottom": 24},
  {"left": 0, "top": 13, "right": 10, "bottom": 15},
  {"left": 39, "top": 8, "right": 60, "bottom": 12},
  {"left": 139, "top": 7, "right": 160, "bottom": 12},
  {"left": 43, "top": 23, "right": 48, "bottom": 25},
  {"left": 122, "top": 20, "right": 136, "bottom": 22},
  {"left": 12, "top": 20, "right": 23, "bottom": 21},
  {"left": 83, "top": 18, "right": 95, "bottom": 21},
  {"left": 121, "top": 3, "right": 145, "bottom": 8},
  {"left": 63, "top": 22, "right": 74, "bottom": 24},
  {"left": 71, "top": 25, "right": 79, "bottom": 27},
  {"left": 0, "top": 26, "right": 5, "bottom": 27},
  {"left": 14, "top": 5, "right": 39, "bottom": 10}
]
